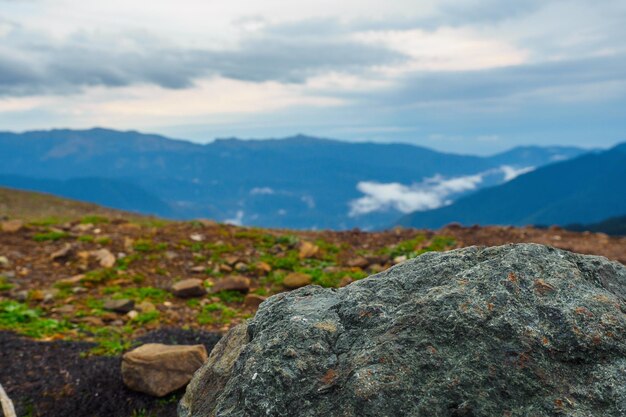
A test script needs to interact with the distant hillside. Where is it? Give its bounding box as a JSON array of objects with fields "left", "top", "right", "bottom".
[
  {"left": 398, "top": 143, "right": 626, "bottom": 229},
  {"left": 564, "top": 214, "right": 626, "bottom": 236},
  {"left": 0, "top": 128, "right": 588, "bottom": 229},
  {"left": 0, "top": 187, "right": 142, "bottom": 221},
  {"left": 0, "top": 176, "right": 172, "bottom": 217}
]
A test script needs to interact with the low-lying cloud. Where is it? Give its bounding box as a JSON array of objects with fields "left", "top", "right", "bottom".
[{"left": 349, "top": 165, "right": 533, "bottom": 216}]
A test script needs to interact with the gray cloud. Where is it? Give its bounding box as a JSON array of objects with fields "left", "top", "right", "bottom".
[
  {"left": 338, "top": 53, "right": 626, "bottom": 106},
  {"left": 437, "top": 0, "right": 547, "bottom": 25},
  {"left": 0, "top": 23, "right": 407, "bottom": 97}
]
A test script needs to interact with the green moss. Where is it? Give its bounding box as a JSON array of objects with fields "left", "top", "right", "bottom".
[
  {"left": 186, "top": 298, "right": 201, "bottom": 308},
  {"left": 205, "top": 242, "right": 242, "bottom": 261},
  {"left": 260, "top": 250, "right": 300, "bottom": 271},
  {"left": 86, "top": 337, "right": 136, "bottom": 356},
  {"left": 103, "top": 286, "right": 170, "bottom": 303},
  {"left": 425, "top": 235, "right": 457, "bottom": 251},
  {"left": 261, "top": 271, "right": 286, "bottom": 287},
  {"left": 215, "top": 290, "right": 245, "bottom": 303},
  {"left": 96, "top": 236, "right": 112, "bottom": 245},
  {"left": 82, "top": 268, "right": 118, "bottom": 284},
  {"left": 115, "top": 254, "right": 141, "bottom": 271},
  {"left": 77, "top": 234, "right": 95, "bottom": 243},
  {"left": 376, "top": 234, "right": 456, "bottom": 259},
  {"left": 315, "top": 239, "right": 341, "bottom": 261},
  {"left": 80, "top": 215, "right": 109, "bottom": 225},
  {"left": 274, "top": 234, "right": 299, "bottom": 247},
  {"left": 134, "top": 239, "right": 168, "bottom": 252},
  {"left": 0, "top": 276, "right": 14, "bottom": 291},
  {"left": 252, "top": 287, "right": 269, "bottom": 296},
  {"left": 130, "top": 311, "right": 160, "bottom": 325},
  {"left": 198, "top": 302, "right": 238, "bottom": 325},
  {"left": 33, "top": 230, "right": 70, "bottom": 242},
  {"left": 28, "top": 217, "right": 61, "bottom": 227},
  {"left": 0, "top": 300, "right": 72, "bottom": 338}
]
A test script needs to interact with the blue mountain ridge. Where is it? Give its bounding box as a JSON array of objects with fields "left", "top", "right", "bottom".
[{"left": 0, "top": 128, "right": 591, "bottom": 229}]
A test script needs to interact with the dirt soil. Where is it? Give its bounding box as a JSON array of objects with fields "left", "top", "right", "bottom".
[
  {"left": 0, "top": 328, "right": 221, "bottom": 417},
  {"left": 0, "top": 218, "right": 624, "bottom": 417}
]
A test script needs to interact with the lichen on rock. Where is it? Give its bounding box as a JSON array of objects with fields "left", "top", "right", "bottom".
[{"left": 180, "top": 244, "right": 626, "bottom": 417}]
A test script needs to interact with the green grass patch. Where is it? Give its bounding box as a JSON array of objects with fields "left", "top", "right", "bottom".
[
  {"left": 214, "top": 290, "right": 245, "bottom": 303},
  {"left": 0, "top": 276, "right": 14, "bottom": 291},
  {"left": 198, "top": 302, "right": 237, "bottom": 325},
  {"left": 130, "top": 311, "right": 160, "bottom": 325},
  {"left": 274, "top": 234, "right": 299, "bottom": 247},
  {"left": 315, "top": 239, "right": 341, "bottom": 261},
  {"left": 81, "top": 215, "right": 109, "bottom": 225},
  {"left": 28, "top": 217, "right": 61, "bottom": 227},
  {"left": 186, "top": 298, "right": 201, "bottom": 308},
  {"left": 133, "top": 239, "right": 168, "bottom": 252},
  {"left": 0, "top": 300, "right": 72, "bottom": 337},
  {"left": 380, "top": 234, "right": 456, "bottom": 259},
  {"left": 103, "top": 286, "right": 170, "bottom": 303},
  {"left": 77, "top": 234, "right": 95, "bottom": 243},
  {"left": 82, "top": 268, "right": 118, "bottom": 285},
  {"left": 205, "top": 242, "right": 243, "bottom": 261},
  {"left": 252, "top": 287, "right": 269, "bottom": 296},
  {"left": 96, "top": 236, "right": 112, "bottom": 245},
  {"left": 115, "top": 253, "right": 142, "bottom": 271},
  {"left": 33, "top": 230, "right": 69, "bottom": 242},
  {"left": 260, "top": 250, "right": 300, "bottom": 271}
]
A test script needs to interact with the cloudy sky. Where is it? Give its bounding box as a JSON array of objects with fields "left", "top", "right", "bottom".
[{"left": 1, "top": 0, "right": 625, "bottom": 153}]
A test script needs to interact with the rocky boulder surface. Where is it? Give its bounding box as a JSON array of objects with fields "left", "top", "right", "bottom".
[{"left": 179, "top": 244, "right": 626, "bottom": 417}]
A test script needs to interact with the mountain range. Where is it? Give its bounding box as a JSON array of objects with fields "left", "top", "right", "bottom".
[
  {"left": 399, "top": 143, "right": 626, "bottom": 229},
  {"left": 0, "top": 128, "right": 597, "bottom": 229}
]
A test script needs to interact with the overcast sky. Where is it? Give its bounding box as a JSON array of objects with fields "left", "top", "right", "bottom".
[{"left": 1, "top": 0, "right": 625, "bottom": 153}]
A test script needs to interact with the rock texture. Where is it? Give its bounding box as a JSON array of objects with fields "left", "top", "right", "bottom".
[
  {"left": 179, "top": 244, "right": 626, "bottom": 417},
  {"left": 122, "top": 343, "right": 208, "bottom": 397}
]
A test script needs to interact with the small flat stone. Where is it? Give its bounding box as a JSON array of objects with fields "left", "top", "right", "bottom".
[
  {"left": 50, "top": 243, "right": 73, "bottom": 261},
  {"left": 244, "top": 294, "right": 267, "bottom": 308},
  {"left": 283, "top": 272, "right": 312, "bottom": 289},
  {"left": 255, "top": 261, "right": 272, "bottom": 274},
  {"left": 56, "top": 274, "right": 85, "bottom": 286},
  {"left": 54, "top": 305, "right": 75, "bottom": 314},
  {"left": 1, "top": 220, "right": 23, "bottom": 233},
  {"left": 171, "top": 279, "right": 207, "bottom": 298},
  {"left": 346, "top": 256, "right": 369, "bottom": 268},
  {"left": 222, "top": 255, "right": 240, "bottom": 266},
  {"left": 104, "top": 298, "right": 135, "bottom": 313},
  {"left": 92, "top": 249, "right": 116, "bottom": 268},
  {"left": 298, "top": 241, "right": 319, "bottom": 259},
  {"left": 211, "top": 276, "right": 251, "bottom": 294},
  {"left": 122, "top": 343, "right": 208, "bottom": 397}
]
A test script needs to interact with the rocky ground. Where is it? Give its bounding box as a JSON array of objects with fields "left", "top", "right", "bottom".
[{"left": 1, "top": 216, "right": 625, "bottom": 416}]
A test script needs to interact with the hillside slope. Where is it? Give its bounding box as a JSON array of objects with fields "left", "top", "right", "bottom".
[
  {"left": 0, "top": 186, "right": 144, "bottom": 221},
  {"left": 0, "top": 176, "right": 172, "bottom": 217},
  {"left": 565, "top": 214, "right": 626, "bottom": 236},
  {"left": 398, "top": 143, "right": 626, "bottom": 228}
]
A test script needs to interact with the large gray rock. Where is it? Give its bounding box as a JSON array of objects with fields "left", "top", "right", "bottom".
[{"left": 179, "top": 244, "right": 626, "bottom": 417}]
